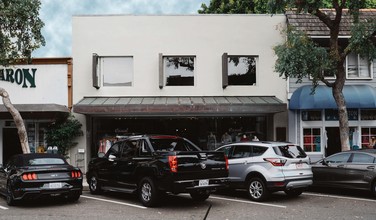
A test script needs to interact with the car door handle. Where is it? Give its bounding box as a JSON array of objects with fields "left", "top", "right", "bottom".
[{"left": 367, "top": 166, "right": 375, "bottom": 170}]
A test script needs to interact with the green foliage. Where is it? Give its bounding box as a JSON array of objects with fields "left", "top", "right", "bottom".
[
  {"left": 45, "top": 114, "right": 83, "bottom": 156},
  {"left": 199, "top": 0, "right": 270, "bottom": 14},
  {"left": 0, "top": 0, "right": 45, "bottom": 66},
  {"left": 274, "top": 26, "right": 330, "bottom": 88},
  {"left": 348, "top": 20, "right": 376, "bottom": 61}
]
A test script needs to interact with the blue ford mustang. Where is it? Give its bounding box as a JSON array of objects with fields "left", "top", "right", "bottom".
[{"left": 0, "top": 153, "right": 83, "bottom": 206}]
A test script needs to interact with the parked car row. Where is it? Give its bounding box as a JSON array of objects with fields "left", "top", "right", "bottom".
[{"left": 0, "top": 135, "right": 375, "bottom": 207}]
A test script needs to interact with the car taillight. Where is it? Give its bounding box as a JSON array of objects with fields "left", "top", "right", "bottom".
[
  {"left": 224, "top": 155, "right": 229, "bottom": 171},
  {"left": 168, "top": 155, "right": 178, "bottom": 173},
  {"left": 264, "top": 158, "right": 287, "bottom": 166},
  {"left": 22, "top": 173, "right": 38, "bottom": 181},
  {"left": 71, "top": 171, "right": 82, "bottom": 178}
]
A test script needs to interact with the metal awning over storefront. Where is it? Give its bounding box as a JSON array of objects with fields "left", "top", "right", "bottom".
[
  {"left": 0, "top": 104, "right": 70, "bottom": 119},
  {"left": 73, "top": 96, "right": 286, "bottom": 117},
  {"left": 289, "top": 85, "right": 376, "bottom": 110}
]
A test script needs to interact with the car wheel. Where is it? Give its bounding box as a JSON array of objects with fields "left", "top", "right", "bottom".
[
  {"left": 139, "top": 177, "right": 159, "bottom": 207},
  {"left": 89, "top": 175, "right": 102, "bottom": 194},
  {"left": 6, "top": 183, "right": 17, "bottom": 206},
  {"left": 190, "top": 190, "right": 210, "bottom": 202},
  {"left": 284, "top": 189, "right": 303, "bottom": 197},
  {"left": 247, "top": 177, "right": 269, "bottom": 202}
]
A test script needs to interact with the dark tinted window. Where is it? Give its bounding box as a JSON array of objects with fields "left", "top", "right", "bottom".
[
  {"left": 150, "top": 138, "right": 200, "bottom": 152},
  {"left": 252, "top": 146, "right": 267, "bottom": 156},
  {"left": 106, "top": 142, "right": 121, "bottom": 158},
  {"left": 121, "top": 143, "right": 137, "bottom": 158},
  {"left": 351, "top": 153, "right": 375, "bottom": 163},
  {"left": 325, "top": 153, "right": 351, "bottom": 164},
  {"left": 232, "top": 145, "right": 251, "bottom": 158},
  {"left": 273, "top": 145, "right": 307, "bottom": 158}
]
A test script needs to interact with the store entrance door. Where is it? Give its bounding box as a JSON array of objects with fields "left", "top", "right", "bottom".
[
  {"left": 3, "top": 128, "right": 23, "bottom": 163},
  {"left": 325, "top": 127, "right": 341, "bottom": 156}
]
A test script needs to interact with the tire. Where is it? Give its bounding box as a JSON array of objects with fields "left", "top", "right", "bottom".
[
  {"left": 284, "top": 189, "right": 303, "bottom": 197},
  {"left": 247, "top": 177, "right": 269, "bottom": 202},
  {"left": 88, "top": 174, "right": 102, "bottom": 194},
  {"left": 138, "top": 177, "right": 159, "bottom": 207},
  {"left": 6, "top": 183, "right": 17, "bottom": 206},
  {"left": 190, "top": 191, "right": 210, "bottom": 202}
]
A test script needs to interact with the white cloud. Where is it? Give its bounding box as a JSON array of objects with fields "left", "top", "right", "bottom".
[{"left": 33, "top": 0, "right": 209, "bottom": 57}]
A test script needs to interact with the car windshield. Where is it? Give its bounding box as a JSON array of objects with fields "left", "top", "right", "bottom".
[
  {"left": 27, "top": 158, "right": 66, "bottom": 166},
  {"left": 150, "top": 138, "right": 200, "bottom": 152},
  {"left": 273, "top": 145, "right": 307, "bottom": 158}
]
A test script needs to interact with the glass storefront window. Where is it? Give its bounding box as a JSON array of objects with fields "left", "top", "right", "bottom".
[
  {"left": 303, "top": 128, "right": 321, "bottom": 152},
  {"left": 361, "top": 127, "right": 376, "bottom": 149},
  {"left": 302, "top": 110, "right": 321, "bottom": 121},
  {"left": 325, "top": 109, "right": 358, "bottom": 121},
  {"left": 27, "top": 122, "right": 49, "bottom": 153},
  {"left": 361, "top": 110, "right": 376, "bottom": 120}
]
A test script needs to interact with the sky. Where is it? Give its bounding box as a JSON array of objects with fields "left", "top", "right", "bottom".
[{"left": 32, "top": 0, "right": 210, "bottom": 58}]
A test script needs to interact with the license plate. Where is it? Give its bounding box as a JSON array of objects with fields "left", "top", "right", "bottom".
[
  {"left": 199, "top": 179, "right": 209, "bottom": 186},
  {"left": 296, "top": 163, "right": 304, "bottom": 169},
  {"left": 48, "top": 182, "right": 63, "bottom": 189}
]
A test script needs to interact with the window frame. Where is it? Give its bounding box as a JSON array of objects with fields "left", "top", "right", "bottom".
[
  {"left": 159, "top": 54, "right": 196, "bottom": 88},
  {"left": 346, "top": 52, "right": 373, "bottom": 79},
  {"left": 222, "top": 53, "right": 258, "bottom": 88}
]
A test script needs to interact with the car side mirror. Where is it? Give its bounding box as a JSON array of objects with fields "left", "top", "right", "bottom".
[
  {"left": 108, "top": 154, "right": 116, "bottom": 161},
  {"left": 322, "top": 159, "right": 328, "bottom": 166}
]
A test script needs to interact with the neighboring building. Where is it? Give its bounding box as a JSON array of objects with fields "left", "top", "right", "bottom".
[
  {"left": 286, "top": 9, "right": 376, "bottom": 162},
  {"left": 0, "top": 58, "right": 72, "bottom": 164},
  {"left": 71, "top": 15, "right": 288, "bottom": 173}
]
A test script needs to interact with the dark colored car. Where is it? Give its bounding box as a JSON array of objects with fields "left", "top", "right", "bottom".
[
  {"left": 311, "top": 149, "right": 376, "bottom": 196},
  {"left": 0, "top": 153, "right": 83, "bottom": 206},
  {"left": 87, "top": 135, "right": 229, "bottom": 207}
]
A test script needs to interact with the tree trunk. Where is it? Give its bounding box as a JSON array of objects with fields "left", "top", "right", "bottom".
[
  {"left": 0, "top": 88, "right": 30, "bottom": 154},
  {"left": 332, "top": 66, "right": 351, "bottom": 152}
]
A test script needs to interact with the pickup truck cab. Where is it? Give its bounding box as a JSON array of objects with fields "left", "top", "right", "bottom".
[{"left": 86, "top": 135, "right": 229, "bottom": 207}]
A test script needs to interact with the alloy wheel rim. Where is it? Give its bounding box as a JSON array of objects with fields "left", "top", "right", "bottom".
[
  {"left": 249, "top": 181, "right": 263, "bottom": 199},
  {"left": 141, "top": 182, "right": 152, "bottom": 202},
  {"left": 90, "top": 177, "right": 97, "bottom": 191}
]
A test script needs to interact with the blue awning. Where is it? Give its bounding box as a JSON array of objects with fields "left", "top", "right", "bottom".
[{"left": 289, "top": 85, "right": 376, "bottom": 110}]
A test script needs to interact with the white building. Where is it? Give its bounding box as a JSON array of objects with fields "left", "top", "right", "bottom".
[
  {"left": 0, "top": 58, "right": 72, "bottom": 164},
  {"left": 71, "top": 15, "right": 288, "bottom": 173}
]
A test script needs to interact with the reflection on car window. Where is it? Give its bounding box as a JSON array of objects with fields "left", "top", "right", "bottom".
[
  {"left": 150, "top": 138, "right": 200, "bottom": 152},
  {"left": 252, "top": 146, "right": 267, "bottom": 156},
  {"left": 106, "top": 142, "right": 121, "bottom": 158},
  {"left": 217, "top": 146, "right": 232, "bottom": 157},
  {"left": 28, "top": 158, "right": 65, "bottom": 166},
  {"left": 274, "top": 145, "right": 306, "bottom": 158},
  {"left": 325, "top": 153, "right": 351, "bottom": 164},
  {"left": 232, "top": 145, "right": 251, "bottom": 158},
  {"left": 351, "top": 153, "right": 375, "bottom": 164}
]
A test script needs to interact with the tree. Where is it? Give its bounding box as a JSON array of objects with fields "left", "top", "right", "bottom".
[
  {"left": 270, "top": 0, "right": 376, "bottom": 152},
  {"left": 0, "top": 0, "right": 45, "bottom": 153},
  {"left": 199, "top": 0, "right": 269, "bottom": 14},
  {"left": 45, "top": 114, "right": 83, "bottom": 157}
]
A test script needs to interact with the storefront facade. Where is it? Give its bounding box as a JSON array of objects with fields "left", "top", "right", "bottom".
[
  {"left": 286, "top": 10, "right": 376, "bottom": 162},
  {"left": 0, "top": 58, "right": 72, "bottom": 164},
  {"left": 71, "top": 15, "right": 289, "bottom": 173}
]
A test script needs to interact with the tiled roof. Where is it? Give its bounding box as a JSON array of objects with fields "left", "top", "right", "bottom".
[{"left": 286, "top": 9, "right": 376, "bottom": 36}]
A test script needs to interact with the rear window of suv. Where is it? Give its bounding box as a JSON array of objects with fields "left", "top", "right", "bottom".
[{"left": 273, "top": 145, "right": 307, "bottom": 158}]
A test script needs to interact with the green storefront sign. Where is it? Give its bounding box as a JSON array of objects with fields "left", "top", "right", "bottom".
[{"left": 0, "top": 68, "right": 36, "bottom": 88}]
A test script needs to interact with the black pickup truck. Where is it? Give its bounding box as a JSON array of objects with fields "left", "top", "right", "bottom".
[{"left": 86, "top": 135, "right": 229, "bottom": 207}]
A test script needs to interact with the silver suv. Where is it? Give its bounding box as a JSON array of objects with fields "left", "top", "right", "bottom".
[{"left": 216, "top": 141, "right": 313, "bottom": 201}]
